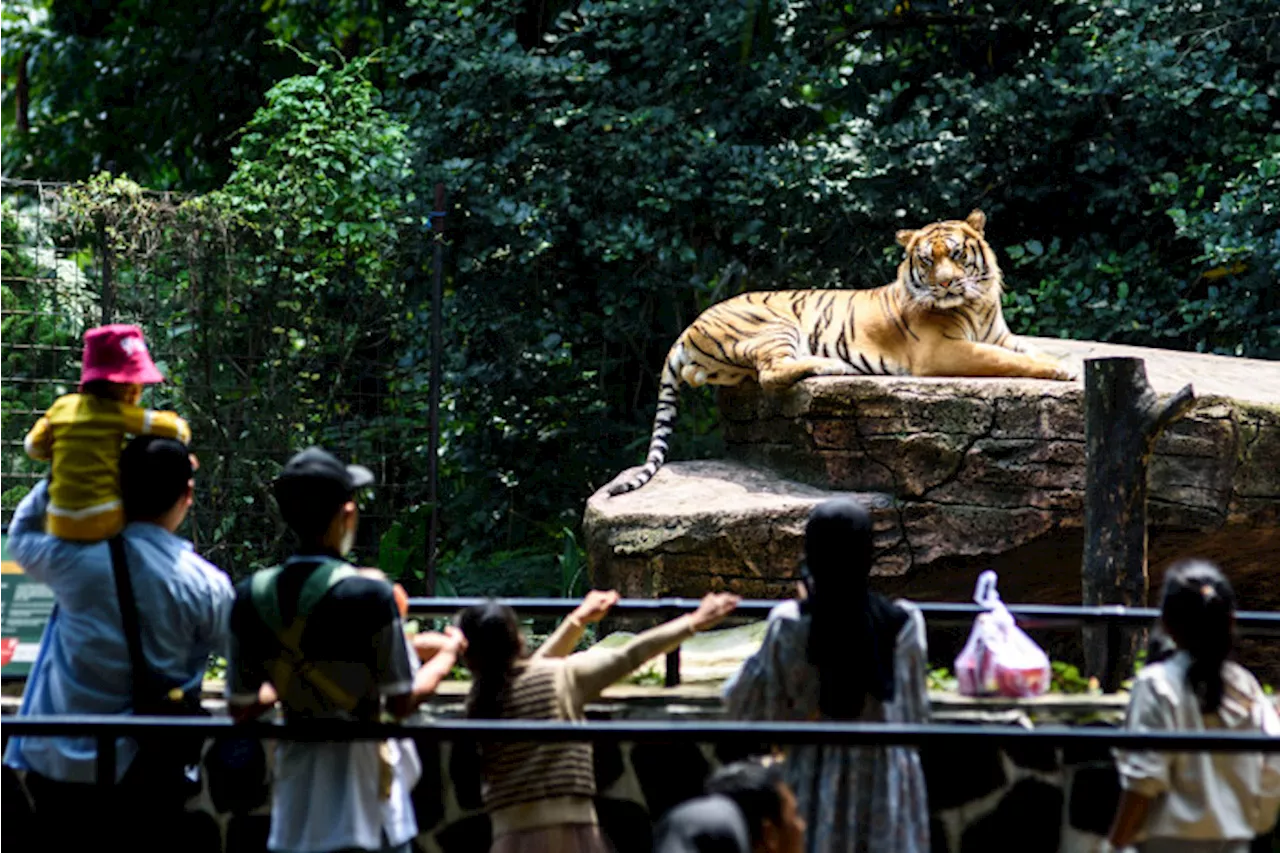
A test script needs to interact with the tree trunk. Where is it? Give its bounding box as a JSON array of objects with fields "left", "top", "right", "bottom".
[{"left": 1081, "top": 357, "right": 1195, "bottom": 691}]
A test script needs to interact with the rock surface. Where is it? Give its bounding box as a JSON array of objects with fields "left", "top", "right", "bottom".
[{"left": 585, "top": 338, "right": 1279, "bottom": 669}]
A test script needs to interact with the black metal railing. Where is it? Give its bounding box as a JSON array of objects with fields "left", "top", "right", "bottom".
[
  {"left": 7, "top": 715, "right": 1280, "bottom": 789},
  {"left": 405, "top": 596, "right": 1280, "bottom": 687}
]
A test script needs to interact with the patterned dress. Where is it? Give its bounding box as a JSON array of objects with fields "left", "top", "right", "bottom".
[{"left": 723, "top": 599, "right": 931, "bottom": 853}]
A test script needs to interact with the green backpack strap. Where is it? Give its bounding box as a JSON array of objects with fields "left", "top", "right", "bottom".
[{"left": 249, "top": 558, "right": 361, "bottom": 713}]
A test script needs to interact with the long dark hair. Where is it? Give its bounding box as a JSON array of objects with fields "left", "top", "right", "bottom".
[
  {"left": 802, "top": 498, "right": 908, "bottom": 719},
  {"left": 1159, "top": 559, "right": 1236, "bottom": 714},
  {"left": 457, "top": 602, "right": 523, "bottom": 719}
]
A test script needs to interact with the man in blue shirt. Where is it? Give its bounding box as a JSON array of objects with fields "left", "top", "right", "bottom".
[{"left": 4, "top": 436, "right": 235, "bottom": 849}]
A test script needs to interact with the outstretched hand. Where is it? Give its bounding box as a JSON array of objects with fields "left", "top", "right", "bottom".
[
  {"left": 688, "top": 592, "right": 740, "bottom": 632},
  {"left": 413, "top": 626, "right": 468, "bottom": 662},
  {"left": 572, "top": 589, "right": 620, "bottom": 625}
]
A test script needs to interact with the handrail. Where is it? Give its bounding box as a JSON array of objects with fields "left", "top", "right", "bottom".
[
  {"left": 406, "top": 596, "right": 1280, "bottom": 634},
  {"left": 406, "top": 596, "right": 1280, "bottom": 689},
  {"left": 8, "top": 715, "right": 1280, "bottom": 751},
  {"left": 7, "top": 715, "right": 1280, "bottom": 788}
]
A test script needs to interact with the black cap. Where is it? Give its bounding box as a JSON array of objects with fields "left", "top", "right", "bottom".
[
  {"left": 276, "top": 447, "right": 374, "bottom": 492},
  {"left": 273, "top": 448, "right": 374, "bottom": 539}
]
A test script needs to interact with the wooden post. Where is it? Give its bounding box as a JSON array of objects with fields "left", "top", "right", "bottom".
[{"left": 1081, "top": 357, "right": 1194, "bottom": 691}]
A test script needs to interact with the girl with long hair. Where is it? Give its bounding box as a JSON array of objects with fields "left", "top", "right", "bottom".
[
  {"left": 458, "top": 589, "right": 740, "bottom": 853},
  {"left": 1108, "top": 560, "right": 1280, "bottom": 852},
  {"left": 723, "top": 498, "right": 930, "bottom": 852}
]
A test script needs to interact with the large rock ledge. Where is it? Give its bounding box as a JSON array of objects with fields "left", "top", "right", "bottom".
[{"left": 586, "top": 339, "right": 1279, "bottom": 615}]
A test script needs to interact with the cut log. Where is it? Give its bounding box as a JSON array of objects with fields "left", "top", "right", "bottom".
[{"left": 1081, "top": 357, "right": 1195, "bottom": 691}]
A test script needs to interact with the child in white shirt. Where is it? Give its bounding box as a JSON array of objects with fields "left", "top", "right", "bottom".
[{"left": 1108, "top": 560, "right": 1280, "bottom": 853}]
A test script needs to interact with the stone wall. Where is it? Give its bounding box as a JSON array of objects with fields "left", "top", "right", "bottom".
[
  {"left": 9, "top": 691, "right": 1274, "bottom": 853},
  {"left": 584, "top": 338, "right": 1280, "bottom": 681}
]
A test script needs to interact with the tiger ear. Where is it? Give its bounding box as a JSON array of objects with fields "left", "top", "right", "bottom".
[
  {"left": 895, "top": 229, "right": 917, "bottom": 247},
  {"left": 965, "top": 210, "right": 987, "bottom": 236}
]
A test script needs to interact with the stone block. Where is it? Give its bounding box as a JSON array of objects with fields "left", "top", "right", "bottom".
[
  {"left": 920, "top": 740, "right": 1006, "bottom": 811},
  {"left": 1004, "top": 743, "right": 1060, "bottom": 774},
  {"left": 960, "top": 778, "right": 1063, "bottom": 853},
  {"left": 448, "top": 739, "right": 485, "bottom": 812},
  {"left": 435, "top": 813, "right": 492, "bottom": 853},
  {"left": 628, "top": 741, "right": 710, "bottom": 820},
  {"left": 1067, "top": 764, "right": 1121, "bottom": 836},
  {"left": 410, "top": 737, "right": 445, "bottom": 833},
  {"left": 2, "top": 766, "right": 36, "bottom": 852},
  {"left": 594, "top": 739, "right": 626, "bottom": 793},
  {"left": 183, "top": 810, "right": 223, "bottom": 853},
  {"left": 598, "top": 797, "right": 654, "bottom": 853},
  {"left": 226, "top": 813, "right": 270, "bottom": 853}
]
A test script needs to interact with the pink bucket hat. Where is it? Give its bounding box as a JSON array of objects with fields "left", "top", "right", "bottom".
[{"left": 80, "top": 324, "right": 165, "bottom": 385}]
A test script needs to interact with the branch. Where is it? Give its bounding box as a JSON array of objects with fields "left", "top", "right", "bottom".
[{"left": 1144, "top": 383, "right": 1196, "bottom": 442}]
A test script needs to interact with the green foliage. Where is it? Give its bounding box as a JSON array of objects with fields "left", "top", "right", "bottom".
[
  {"left": 0, "top": 202, "right": 80, "bottom": 506},
  {"left": 926, "top": 662, "right": 1100, "bottom": 695},
  {"left": 927, "top": 667, "right": 958, "bottom": 693},
  {"left": 1, "top": 0, "right": 304, "bottom": 189},
  {"left": 1050, "top": 661, "right": 1096, "bottom": 696},
  {"left": 3, "top": 0, "right": 1276, "bottom": 592},
  {"left": 210, "top": 52, "right": 415, "bottom": 290}
]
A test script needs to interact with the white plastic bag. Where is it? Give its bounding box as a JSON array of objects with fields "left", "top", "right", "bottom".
[{"left": 954, "top": 571, "right": 1051, "bottom": 697}]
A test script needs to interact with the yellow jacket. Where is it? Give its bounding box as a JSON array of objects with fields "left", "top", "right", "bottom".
[{"left": 24, "top": 393, "right": 191, "bottom": 541}]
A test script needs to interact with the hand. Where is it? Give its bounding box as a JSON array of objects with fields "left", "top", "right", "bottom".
[
  {"left": 571, "top": 589, "right": 620, "bottom": 625},
  {"left": 412, "top": 627, "right": 466, "bottom": 662},
  {"left": 440, "top": 625, "right": 467, "bottom": 657},
  {"left": 688, "top": 592, "right": 740, "bottom": 633}
]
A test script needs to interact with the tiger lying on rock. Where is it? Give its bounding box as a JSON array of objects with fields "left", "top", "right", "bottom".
[{"left": 607, "top": 210, "right": 1075, "bottom": 497}]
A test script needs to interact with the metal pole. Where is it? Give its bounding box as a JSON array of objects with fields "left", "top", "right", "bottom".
[
  {"left": 97, "top": 218, "right": 115, "bottom": 325},
  {"left": 425, "top": 183, "right": 446, "bottom": 595},
  {"left": 665, "top": 647, "right": 682, "bottom": 687}
]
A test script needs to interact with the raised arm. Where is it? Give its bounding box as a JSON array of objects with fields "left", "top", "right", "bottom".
[
  {"left": 7, "top": 480, "right": 65, "bottom": 583},
  {"left": 567, "top": 592, "right": 739, "bottom": 704},
  {"left": 24, "top": 415, "right": 53, "bottom": 461},
  {"left": 121, "top": 403, "right": 192, "bottom": 444},
  {"left": 534, "top": 590, "right": 620, "bottom": 659},
  {"left": 390, "top": 627, "right": 467, "bottom": 717}
]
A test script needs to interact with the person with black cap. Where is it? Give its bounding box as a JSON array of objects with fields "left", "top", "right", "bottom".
[
  {"left": 722, "top": 498, "right": 931, "bottom": 853},
  {"left": 226, "top": 446, "right": 465, "bottom": 853}
]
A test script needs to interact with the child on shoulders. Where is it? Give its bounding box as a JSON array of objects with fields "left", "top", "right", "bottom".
[{"left": 24, "top": 324, "right": 191, "bottom": 541}]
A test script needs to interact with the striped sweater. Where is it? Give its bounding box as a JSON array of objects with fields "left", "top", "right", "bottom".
[{"left": 478, "top": 613, "right": 698, "bottom": 836}]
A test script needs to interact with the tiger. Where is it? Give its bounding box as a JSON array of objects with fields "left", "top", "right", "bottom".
[{"left": 607, "top": 209, "right": 1075, "bottom": 497}]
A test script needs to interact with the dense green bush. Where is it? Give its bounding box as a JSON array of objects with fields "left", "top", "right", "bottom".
[
  {"left": 0, "top": 204, "right": 81, "bottom": 513},
  {"left": 2, "top": 0, "right": 1276, "bottom": 592}
]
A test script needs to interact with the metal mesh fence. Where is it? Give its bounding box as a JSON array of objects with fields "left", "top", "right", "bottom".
[{"left": 1, "top": 178, "right": 429, "bottom": 578}]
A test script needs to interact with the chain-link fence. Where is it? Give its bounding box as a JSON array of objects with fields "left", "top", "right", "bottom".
[{"left": 2, "top": 178, "right": 433, "bottom": 579}]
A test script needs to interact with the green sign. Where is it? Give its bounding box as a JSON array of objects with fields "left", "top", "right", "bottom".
[{"left": 1, "top": 534, "right": 56, "bottom": 678}]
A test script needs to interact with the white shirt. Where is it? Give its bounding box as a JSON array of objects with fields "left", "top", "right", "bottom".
[
  {"left": 258, "top": 630, "right": 424, "bottom": 852},
  {"left": 227, "top": 562, "right": 423, "bottom": 853},
  {"left": 1114, "top": 651, "right": 1280, "bottom": 842}
]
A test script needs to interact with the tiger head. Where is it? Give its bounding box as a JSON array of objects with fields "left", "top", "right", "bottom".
[{"left": 895, "top": 210, "right": 1002, "bottom": 312}]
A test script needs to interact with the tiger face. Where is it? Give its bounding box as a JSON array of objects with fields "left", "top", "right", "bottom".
[{"left": 895, "top": 210, "right": 1000, "bottom": 311}]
